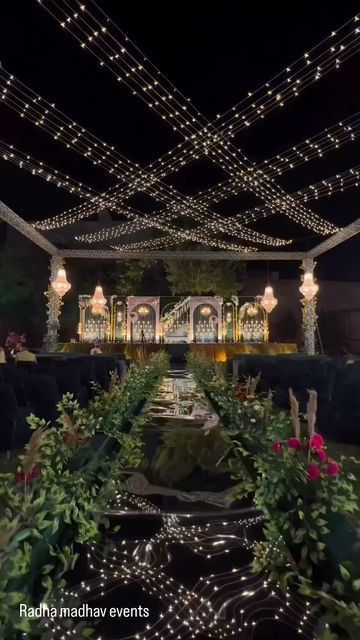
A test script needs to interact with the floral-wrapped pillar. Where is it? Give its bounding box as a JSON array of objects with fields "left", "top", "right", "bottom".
[
  {"left": 44, "top": 255, "right": 63, "bottom": 352},
  {"left": 300, "top": 258, "right": 317, "bottom": 355}
]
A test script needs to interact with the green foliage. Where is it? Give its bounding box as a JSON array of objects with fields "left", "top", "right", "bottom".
[
  {"left": 0, "top": 352, "right": 169, "bottom": 639},
  {"left": 0, "top": 255, "right": 42, "bottom": 328},
  {"left": 188, "top": 354, "right": 360, "bottom": 640},
  {"left": 165, "top": 258, "right": 245, "bottom": 297},
  {"left": 110, "top": 259, "right": 149, "bottom": 297}
]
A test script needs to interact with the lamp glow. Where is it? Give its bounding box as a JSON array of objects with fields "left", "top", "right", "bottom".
[
  {"left": 51, "top": 267, "right": 71, "bottom": 298},
  {"left": 261, "top": 286, "right": 278, "bottom": 314},
  {"left": 91, "top": 285, "right": 106, "bottom": 315},
  {"left": 299, "top": 272, "right": 318, "bottom": 301}
]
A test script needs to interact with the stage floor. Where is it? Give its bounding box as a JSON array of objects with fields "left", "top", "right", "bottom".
[{"left": 58, "top": 342, "right": 298, "bottom": 361}]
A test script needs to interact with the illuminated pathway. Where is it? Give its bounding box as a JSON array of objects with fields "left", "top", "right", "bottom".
[{"left": 43, "top": 371, "right": 316, "bottom": 640}]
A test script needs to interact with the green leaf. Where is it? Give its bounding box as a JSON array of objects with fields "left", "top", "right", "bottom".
[
  {"left": 42, "top": 564, "right": 54, "bottom": 575},
  {"left": 352, "top": 579, "right": 360, "bottom": 591},
  {"left": 339, "top": 564, "right": 351, "bottom": 581},
  {"left": 293, "top": 528, "right": 305, "bottom": 543}
]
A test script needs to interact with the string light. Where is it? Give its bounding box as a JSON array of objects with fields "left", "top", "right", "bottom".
[
  {"left": 235, "top": 164, "right": 360, "bottom": 226},
  {"left": 30, "top": 111, "right": 358, "bottom": 244},
  {"left": 2, "top": 7, "right": 356, "bottom": 247},
  {"left": 196, "top": 112, "right": 360, "bottom": 206},
  {"left": 0, "top": 66, "right": 289, "bottom": 248},
  {"left": 32, "top": 1, "right": 353, "bottom": 237},
  {"left": 36, "top": 370, "right": 316, "bottom": 640}
]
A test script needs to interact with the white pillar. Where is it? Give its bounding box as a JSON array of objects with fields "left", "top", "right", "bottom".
[
  {"left": 301, "top": 258, "right": 317, "bottom": 355},
  {"left": 45, "top": 255, "right": 63, "bottom": 352}
]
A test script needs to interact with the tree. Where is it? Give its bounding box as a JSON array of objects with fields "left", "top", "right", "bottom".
[
  {"left": 110, "top": 260, "right": 149, "bottom": 297},
  {"left": 165, "top": 258, "right": 245, "bottom": 298},
  {"left": 0, "top": 255, "right": 43, "bottom": 338}
]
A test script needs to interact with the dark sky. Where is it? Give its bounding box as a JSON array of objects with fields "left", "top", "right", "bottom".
[{"left": 0, "top": 1, "right": 359, "bottom": 279}]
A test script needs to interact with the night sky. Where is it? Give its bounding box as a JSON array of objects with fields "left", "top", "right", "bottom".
[{"left": 0, "top": 1, "right": 360, "bottom": 279}]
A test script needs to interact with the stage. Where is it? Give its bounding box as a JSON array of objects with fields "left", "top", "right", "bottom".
[{"left": 58, "top": 342, "right": 298, "bottom": 361}]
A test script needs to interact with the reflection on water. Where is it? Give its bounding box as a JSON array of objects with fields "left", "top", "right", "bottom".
[{"left": 44, "top": 369, "right": 315, "bottom": 640}]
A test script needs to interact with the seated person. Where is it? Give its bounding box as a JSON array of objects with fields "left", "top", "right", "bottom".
[
  {"left": 15, "top": 343, "right": 37, "bottom": 363},
  {"left": 90, "top": 341, "right": 102, "bottom": 356},
  {"left": 5, "top": 330, "right": 21, "bottom": 352}
]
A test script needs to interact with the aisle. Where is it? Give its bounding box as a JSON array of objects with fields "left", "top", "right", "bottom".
[{"left": 48, "top": 370, "right": 315, "bottom": 640}]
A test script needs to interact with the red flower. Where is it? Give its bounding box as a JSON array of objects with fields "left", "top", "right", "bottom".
[
  {"left": 14, "top": 470, "right": 36, "bottom": 484},
  {"left": 308, "top": 463, "right": 320, "bottom": 480},
  {"left": 31, "top": 467, "right": 42, "bottom": 478},
  {"left": 272, "top": 441, "right": 282, "bottom": 454},
  {"left": 310, "top": 433, "right": 324, "bottom": 449},
  {"left": 316, "top": 448, "right": 327, "bottom": 463},
  {"left": 326, "top": 460, "right": 340, "bottom": 476},
  {"left": 287, "top": 437, "right": 301, "bottom": 450}
]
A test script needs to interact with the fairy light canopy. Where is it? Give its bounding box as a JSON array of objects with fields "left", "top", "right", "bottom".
[{"left": 0, "top": 3, "right": 359, "bottom": 267}]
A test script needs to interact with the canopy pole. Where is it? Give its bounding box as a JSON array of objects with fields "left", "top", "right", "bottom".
[
  {"left": 44, "top": 255, "right": 63, "bottom": 352},
  {"left": 301, "top": 258, "right": 317, "bottom": 355}
]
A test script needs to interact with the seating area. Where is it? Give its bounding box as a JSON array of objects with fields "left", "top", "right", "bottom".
[
  {"left": 0, "top": 355, "right": 127, "bottom": 452},
  {"left": 229, "top": 354, "right": 360, "bottom": 444}
]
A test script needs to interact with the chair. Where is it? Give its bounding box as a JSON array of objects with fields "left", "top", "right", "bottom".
[
  {"left": 54, "top": 364, "right": 89, "bottom": 407},
  {"left": 0, "top": 364, "right": 29, "bottom": 406},
  {"left": 25, "top": 375, "right": 60, "bottom": 424},
  {"left": 16, "top": 361, "right": 37, "bottom": 374},
  {"left": 0, "top": 383, "right": 18, "bottom": 452}
]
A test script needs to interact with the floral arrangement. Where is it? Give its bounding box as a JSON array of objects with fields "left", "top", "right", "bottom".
[
  {"left": 271, "top": 388, "right": 340, "bottom": 481},
  {"left": 188, "top": 355, "right": 360, "bottom": 640}
]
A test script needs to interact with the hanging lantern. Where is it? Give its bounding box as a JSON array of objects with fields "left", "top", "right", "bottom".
[
  {"left": 91, "top": 285, "right": 106, "bottom": 316},
  {"left": 261, "top": 285, "right": 278, "bottom": 314},
  {"left": 299, "top": 272, "right": 319, "bottom": 301},
  {"left": 51, "top": 267, "right": 71, "bottom": 298},
  {"left": 137, "top": 305, "right": 150, "bottom": 317},
  {"left": 200, "top": 305, "right": 212, "bottom": 317},
  {"left": 247, "top": 304, "right": 258, "bottom": 318}
]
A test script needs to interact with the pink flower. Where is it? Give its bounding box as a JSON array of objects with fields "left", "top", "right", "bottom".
[
  {"left": 316, "top": 448, "right": 327, "bottom": 463},
  {"left": 310, "top": 433, "right": 324, "bottom": 449},
  {"left": 287, "top": 437, "right": 301, "bottom": 450},
  {"left": 307, "top": 463, "right": 320, "bottom": 480},
  {"left": 272, "top": 441, "right": 282, "bottom": 454},
  {"left": 326, "top": 460, "right": 340, "bottom": 476}
]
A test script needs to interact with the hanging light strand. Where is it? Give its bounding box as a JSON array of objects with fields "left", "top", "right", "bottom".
[
  {"left": 32, "top": 111, "right": 359, "bottom": 236},
  {"left": 31, "top": 1, "right": 351, "bottom": 234}
]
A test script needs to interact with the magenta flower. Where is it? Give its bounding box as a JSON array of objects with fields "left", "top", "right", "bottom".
[
  {"left": 287, "top": 437, "right": 301, "bottom": 450},
  {"left": 310, "top": 433, "right": 324, "bottom": 449},
  {"left": 326, "top": 460, "right": 340, "bottom": 476},
  {"left": 316, "top": 448, "right": 327, "bottom": 463},
  {"left": 307, "top": 463, "right": 320, "bottom": 480},
  {"left": 272, "top": 441, "right": 282, "bottom": 454}
]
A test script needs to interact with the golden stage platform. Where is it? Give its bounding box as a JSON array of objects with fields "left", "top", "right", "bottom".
[{"left": 58, "top": 342, "right": 297, "bottom": 361}]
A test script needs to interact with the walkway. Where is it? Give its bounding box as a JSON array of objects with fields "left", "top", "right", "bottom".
[{"left": 49, "top": 370, "right": 315, "bottom": 640}]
